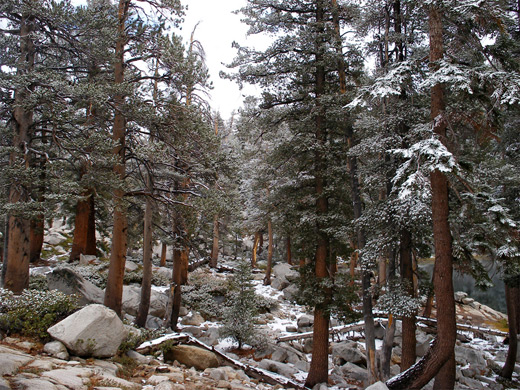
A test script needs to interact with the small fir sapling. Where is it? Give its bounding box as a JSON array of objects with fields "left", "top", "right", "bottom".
[{"left": 219, "top": 260, "right": 261, "bottom": 349}]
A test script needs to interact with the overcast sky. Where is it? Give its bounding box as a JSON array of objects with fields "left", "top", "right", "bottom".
[{"left": 181, "top": 0, "right": 259, "bottom": 119}]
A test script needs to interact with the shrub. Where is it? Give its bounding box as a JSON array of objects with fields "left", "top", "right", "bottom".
[
  {"left": 0, "top": 288, "right": 79, "bottom": 341},
  {"left": 28, "top": 274, "right": 49, "bottom": 291},
  {"left": 182, "top": 272, "right": 229, "bottom": 318}
]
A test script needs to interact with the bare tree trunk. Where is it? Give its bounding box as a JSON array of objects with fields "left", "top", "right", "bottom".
[
  {"left": 388, "top": 6, "right": 456, "bottom": 389},
  {"left": 500, "top": 284, "right": 518, "bottom": 379},
  {"left": 210, "top": 214, "right": 219, "bottom": 268},
  {"left": 136, "top": 177, "right": 153, "bottom": 328},
  {"left": 286, "top": 235, "right": 292, "bottom": 265},
  {"left": 3, "top": 13, "right": 35, "bottom": 293},
  {"left": 30, "top": 152, "right": 46, "bottom": 264},
  {"left": 70, "top": 190, "right": 94, "bottom": 261},
  {"left": 104, "top": 0, "right": 130, "bottom": 317},
  {"left": 251, "top": 231, "right": 261, "bottom": 268},
  {"left": 264, "top": 219, "right": 273, "bottom": 285},
  {"left": 160, "top": 242, "right": 167, "bottom": 267}
]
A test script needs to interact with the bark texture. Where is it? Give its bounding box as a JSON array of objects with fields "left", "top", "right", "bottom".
[
  {"left": 104, "top": 0, "right": 130, "bottom": 316},
  {"left": 3, "top": 13, "right": 35, "bottom": 293},
  {"left": 400, "top": 228, "right": 417, "bottom": 371},
  {"left": 263, "top": 219, "right": 273, "bottom": 285},
  {"left": 136, "top": 182, "right": 153, "bottom": 328},
  {"left": 387, "top": 6, "right": 456, "bottom": 389},
  {"left": 210, "top": 214, "right": 219, "bottom": 268}
]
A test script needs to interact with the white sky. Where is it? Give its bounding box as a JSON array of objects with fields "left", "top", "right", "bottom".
[{"left": 180, "top": 0, "right": 261, "bottom": 119}]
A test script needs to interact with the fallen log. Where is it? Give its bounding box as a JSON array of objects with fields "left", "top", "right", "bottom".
[
  {"left": 137, "top": 333, "right": 308, "bottom": 389},
  {"left": 276, "top": 315, "right": 507, "bottom": 343}
]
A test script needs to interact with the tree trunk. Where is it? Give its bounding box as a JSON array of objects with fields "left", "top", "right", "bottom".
[
  {"left": 3, "top": 13, "right": 35, "bottom": 293},
  {"left": 306, "top": 3, "right": 333, "bottom": 386},
  {"left": 501, "top": 284, "right": 518, "bottom": 379},
  {"left": 387, "top": 6, "right": 456, "bottom": 389},
  {"left": 70, "top": 189, "right": 94, "bottom": 261},
  {"left": 379, "top": 313, "right": 396, "bottom": 380},
  {"left": 210, "top": 214, "right": 219, "bottom": 268},
  {"left": 30, "top": 152, "right": 46, "bottom": 264},
  {"left": 104, "top": 0, "right": 130, "bottom": 317},
  {"left": 160, "top": 242, "right": 167, "bottom": 267},
  {"left": 29, "top": 216, "right": 44, "bottom": 264},
  {"left": 251, "top": 231, "right": 261, "bottom": 268},
  {"left": 286, "top": 235, "right": 292, "bottom": 265},
  {"left": 169, "top": 247, "right": 183, "bottom": 330},
  {"left": 400, "top": 228, "right": 417, "bottom": 371},
  {"left": 136, "top": 179, "right": 153, "bottom": 328},
  {"left": 264, "top": 219, "right": 273, "bottom": 285}
]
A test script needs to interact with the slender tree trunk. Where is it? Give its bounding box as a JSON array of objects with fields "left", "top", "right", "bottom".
[
  {"left": 210, "top": 214, "right": 219, "bottom": 268},
  {"left": 388, "top": 6, "right": 456, "bottom": 389},
  {"left": 104, "top": 0, "right": 130, "bottom": 316},
  {"left": 400, "top": 228, "right": 417, "bottom": 371},
  {"left": 70, "top": 190, "right": 94, "bottom": 261},
  {"left": 160, "top": 242, "right": 167, "bottom": 267},
  {"left": 500, "top": 284, "right": 518, "bottom": 379},
  {"left": 251, "top": 231, "right": 261, "bottom": 268},
  {"left": 263, "top": 219, "right": 273, "bottom": 285},
  {"left": 169, "top": 247, "right": 183, "bottom": 330},
  {"left": 30, "top": 152, "right": 46, "bottom": 264},
  {"left": 3, "top": 14, "right": 35, "bottom": 293},
  {"left": 136, "top": 177, "right": 153, "bottom": 328},
  {"left": 286, "top": 235, "right": 292, "bottom": 265}
]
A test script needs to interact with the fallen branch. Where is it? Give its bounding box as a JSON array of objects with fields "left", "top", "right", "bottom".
[
  {"left": 276, "top": 315, "right": 507, "bottom": 343},
  {"left": 137, "top": 333, "right": 308, "bottom": 389}
]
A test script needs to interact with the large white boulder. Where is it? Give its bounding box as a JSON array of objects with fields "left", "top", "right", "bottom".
[{"left": 48, "top": 304, "right": 128, "bottom": 358}]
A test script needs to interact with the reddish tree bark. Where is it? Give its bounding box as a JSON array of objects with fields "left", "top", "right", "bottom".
[
  {"left": 388, "top": 5, "right": 456, "bottom": 389},
  {"left": 306, "top": 2, "right": 334, "bottom": 386},
  {"left": 3, "top": 13, "right": 35, "bottom": 293},
  {"left": 104, "top": 0, "right": 130, "bottom": 316},
  {"left": 251, "top": 231, "right": 261, "bottom": 268},
  {"left": 160, "top": 242, "right": 167, "bottom": 267}
]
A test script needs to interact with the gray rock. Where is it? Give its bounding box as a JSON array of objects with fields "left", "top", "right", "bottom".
[
  {"left": 122, "top": 285, "right": 168, "bottom": 318},
  {"left": 181, "top": 312, "right": 205, "bottom": 326},
  {"left": 154, "top": 266, "right": 172, "bottom": 281},
  {"left": 0, "top": 352, "right": 33, "bottom": 376},
  {"left": 271, "top": 277, "right": 289, "bottom": 291},
  {"left": 416, "top": 332, "right": 434, "bottom": 357},
  {"left": 271, "top": 347, "right": 289, "bottom": 363},
  {"left": 41, "top": 367, "right": 94, "bottom": 389},
  {"left": 286, "top": 325, "right": 298, "bottom": 333},
  {"left": 12, "top": 378, "right": 59, "bottom": 390},
  {"left": 366, "top": 381, "right": 389, "bottom": 390},
  {"left": 46, "top": 267, "right": 104, "bottom": 306},
  {"left": 79, "top": 254, "right": 96, "bottom": 265},
  {"left": 312, "top": 383, "right": 328, "bottom": 390},
  {"left": 126, "top": 350, "right": 152, "bottom": 365},
  {"left": 258, "top": 359, "right": 298, "bottom": 378},
  {"left": 125, "top": 260, "right": 139, "bottom": 271},
  {"left": 199, "top": 327, "right": 220, "bottom": 346},
  {"left": 335, "top": 362, "right": 368, "bottom": 383},
  {"left": 48, "top": 304, "right": 128, "bottom": 358},
  {"left": 283, "top": 284, "right": 298, "bottom": 301},
  {"left": 45, "top": 232, "right": 67, "bottom": 246},
  {"left": 163, "top": 345, "right": 219, "bottom": 370},
  {"left": 182, "top": 326, "right": 203, "bottom": 337},
  {"left": 454, "top": 291, "right": 468, "bottom": 303},
  {"left": 205, "top": 367, "right": 229, "bottom": 381},
  {"left": 303, "top": 338, "right": 313, "bottom": 354},
  {"left": 462, "top": 297, "right": 475, "bottom": 305},
  {"left": 273, "top": 263, "right": 299, "bottom": 282},
  {"left": 455, "top": 345, "right": 486, "bottom": 367},
  {"left": 297, "top": 315, "right": 314, "bottom": 332},
  {"left": 332, "top": 341, "right": 367, "bottom": 365},
  {"left": 146, "top": 315, "right": 163, "bottom": 329},
  {"left": 43, "top": 341, "right": 69, "bottom": 360},
  {"left": 0, "top": 377, "right": 10, "bottom": 390}
]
